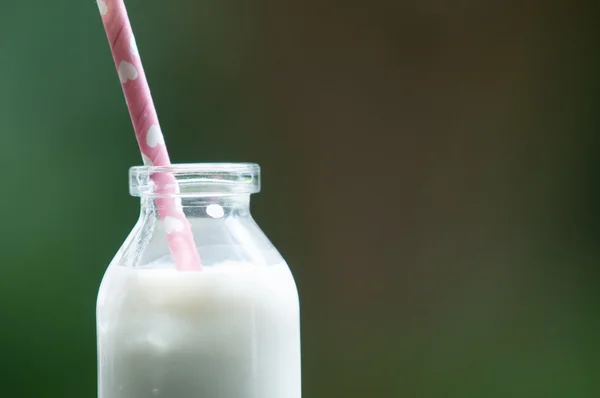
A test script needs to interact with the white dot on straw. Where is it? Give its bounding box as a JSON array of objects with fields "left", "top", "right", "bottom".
[
  {"left": 130, "top": 36, "right": 139, "bottom": 57},
  {"left": 117, "top": 61, "right": 138, "bottom": 83},
  {"left": 141, "top": 154, "right": 153, "bottom": 166},
  {"left": 146, "top": 125, "right": 164, "bottom": 148},
  {"left": 206, "top": 204, "right": 225, "bottom": 219},
  {"left": 97, "top": 0, "right": 108, "bottom": 16},
  {"left": 164, "top": 217, "right": 184, "bottom": 234}
]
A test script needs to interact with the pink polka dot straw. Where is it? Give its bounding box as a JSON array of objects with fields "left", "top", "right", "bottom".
[{"left": 97, "top": 0, "right": 202, "bottom": 271}]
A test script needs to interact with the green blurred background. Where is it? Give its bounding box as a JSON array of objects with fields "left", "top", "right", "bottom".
[{"left": 1, "top": 0, "right": 598, "bottom": 396}]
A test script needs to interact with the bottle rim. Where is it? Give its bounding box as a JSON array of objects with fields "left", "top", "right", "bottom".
[{"left": 129, "top": 163, "right": 261, "bottom": 197}]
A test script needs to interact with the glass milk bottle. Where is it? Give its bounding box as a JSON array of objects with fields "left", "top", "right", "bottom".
[{"left": 97, "top": 163, "right": 301, "bottom": 398}]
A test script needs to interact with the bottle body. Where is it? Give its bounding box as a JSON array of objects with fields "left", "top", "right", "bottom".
[{"left": 97, "top": 164, "right": 301, "bottom": 398}]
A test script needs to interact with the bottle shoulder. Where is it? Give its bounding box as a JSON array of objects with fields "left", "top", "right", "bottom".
[{"left": 110, "top": 214, "right": 286, "bottom": 269}]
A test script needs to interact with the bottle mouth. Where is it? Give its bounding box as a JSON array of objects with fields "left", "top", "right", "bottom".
[{"left": 129, "top": 163, "right": 261, "bottom": 197}]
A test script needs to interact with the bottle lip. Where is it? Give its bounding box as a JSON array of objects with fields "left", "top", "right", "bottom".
[{"left": 129, "top": 163, "right": 261, "bottom": 197}]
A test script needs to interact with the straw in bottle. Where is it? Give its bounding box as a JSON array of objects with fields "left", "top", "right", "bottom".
[{"left": 97, "top": 0, "right": 202, "bottom": 271}]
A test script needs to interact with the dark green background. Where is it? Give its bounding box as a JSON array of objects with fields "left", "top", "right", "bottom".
[{"left": 0, "top": 0, "right": 598, "bottom": 396}]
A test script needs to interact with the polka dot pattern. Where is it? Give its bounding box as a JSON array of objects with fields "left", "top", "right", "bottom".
[
  {"left": 97, "top": 0, "right": 108, "bottom": 16},
  {"left": 98, "top": 0, "right": 202, "bottom": 271},
  {"left": 146, "top": 125, "right": 165, "bottom": 148},
  {"left": 141, "top": 154, "right": 153, "bottom": 166},
  {"left": 117, "top": 61, "right": 138, "bottom": 83}
]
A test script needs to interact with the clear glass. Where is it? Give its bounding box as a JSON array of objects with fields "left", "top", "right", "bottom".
[{"left": 97, "top": 163, "right": 301, "bottom": 398}]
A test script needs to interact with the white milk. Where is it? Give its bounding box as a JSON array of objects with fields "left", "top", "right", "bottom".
[{"left": 97, "top": 261, "right": 301, "bottom": 398}]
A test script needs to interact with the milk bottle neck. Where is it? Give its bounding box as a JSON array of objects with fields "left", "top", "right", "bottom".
[{"left": 140, "top": 194, "right": 252, "bottom": 219}]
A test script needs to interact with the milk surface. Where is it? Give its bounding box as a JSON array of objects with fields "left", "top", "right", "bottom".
[{"left": 97, "top": 261, "right": 301, "bottom": 398}]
